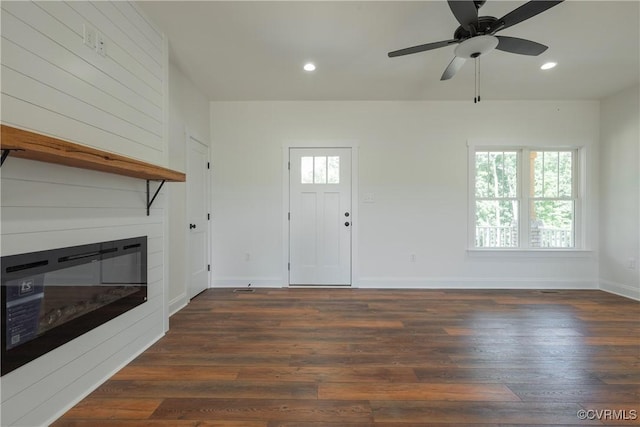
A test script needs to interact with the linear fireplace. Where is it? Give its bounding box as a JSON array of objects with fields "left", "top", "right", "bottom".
[{"left": 1, "top": 236, "right": 147, "bottom": 375}]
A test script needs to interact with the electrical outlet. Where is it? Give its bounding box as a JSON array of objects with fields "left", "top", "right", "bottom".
[
  {"left": 96, "top": 32, "right": 106, "bottom": 57},
  {"left": 627, "top": 258, "right": 637, "bottom": 270},
  {"left": 83, "top": 24, "right": 96, "bottom": 49}
]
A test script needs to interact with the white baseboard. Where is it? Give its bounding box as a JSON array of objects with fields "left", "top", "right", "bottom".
[
  {"left": 169, "top": 293, "right": 188, "bottom": 316},
  {"left": 212, "top": 276, "right": 598, "bottom": 290},
  {"left": 356, "top": 277, "right": 598, "bottom": 290},
  {"left": 212, "top": 277, "right": 286, "bottom": 288},
  {"left": 600, "top": 280, "right": 640, "bottom": 301}
]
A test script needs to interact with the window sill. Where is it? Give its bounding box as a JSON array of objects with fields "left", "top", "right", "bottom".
[{"left": 466, "top": 249, "right": 594, "bottom": 259}]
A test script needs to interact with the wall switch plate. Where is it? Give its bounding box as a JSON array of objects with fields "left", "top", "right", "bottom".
[{"left": 83, "top": 24, "right": 96, "bottom": 49}]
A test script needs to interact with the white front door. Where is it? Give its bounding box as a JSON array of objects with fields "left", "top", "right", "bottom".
[
  {"left": 289, "top": 148, "right": 352, "bottom": 286},
  {"left": 187, "top": 135, "right": 210, "bottom": 298}
]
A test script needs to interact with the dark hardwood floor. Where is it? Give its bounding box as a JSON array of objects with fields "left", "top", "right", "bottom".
[{"left": 53, "top": 288, "right": 640, "bottom": 426}]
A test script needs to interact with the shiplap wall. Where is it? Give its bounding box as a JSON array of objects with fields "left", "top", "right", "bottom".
[
  {"left": 1, "top": 2, "right": 168, "bottom": 426},
  {"left": 2, "top": 0, "right": 165, "bottom": 162}
]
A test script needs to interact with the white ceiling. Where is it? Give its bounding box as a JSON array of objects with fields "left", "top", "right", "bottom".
[{"left": 138, "top": 1, "right": 640, "bottom": 101}]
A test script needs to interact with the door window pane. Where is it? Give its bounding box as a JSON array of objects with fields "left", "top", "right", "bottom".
[
  {"left": 301, "top": 157, "right": 313, "bottom": 184},
  {"left": 327, "top": 156, "right": 340, "bottom": 184},
  {"left": 301, "top": 155, "right": 341, "bottom": 184},
  {"left": 314, "top": 156, "right": 327, "bottom": 184}
]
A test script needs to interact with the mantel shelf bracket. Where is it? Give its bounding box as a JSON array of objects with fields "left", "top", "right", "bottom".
[
  {"left": 1, "top": 149, "right": 23, "bottom": 167},
  {"left": 146, "top": 180, "right": 166, "bottom": 216}
]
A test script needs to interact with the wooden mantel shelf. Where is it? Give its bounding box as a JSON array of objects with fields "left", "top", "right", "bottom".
[{"left": 0, "top": 125, "right": 185, "bottom": 182}]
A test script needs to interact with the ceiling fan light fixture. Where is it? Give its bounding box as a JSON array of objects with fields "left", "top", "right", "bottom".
[
  {"left": 454, "top": 35, "right": 499, "bottom": 59},
  {"left": 540, "top": 61, "right": 557, "bottom": 70},
  {"left": 303, "top": 63, "right": 316, "bottom": 72}
]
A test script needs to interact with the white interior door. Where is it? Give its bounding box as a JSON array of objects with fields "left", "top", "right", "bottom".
[
  {"left": 187, "top": 136, "right": 210, "bottom": 298},
  {"left": 289, "top": 148, "right": 352, "bottom": 286}
]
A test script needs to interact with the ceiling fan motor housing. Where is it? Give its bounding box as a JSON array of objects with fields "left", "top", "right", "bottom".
[{"left": 454, "top": 16, "right": 499, "bottom": 39}]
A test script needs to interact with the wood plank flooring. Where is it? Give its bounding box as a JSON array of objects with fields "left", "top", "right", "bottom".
[{"left": 52, "top": 288, "right": 640, "bottom": 426}]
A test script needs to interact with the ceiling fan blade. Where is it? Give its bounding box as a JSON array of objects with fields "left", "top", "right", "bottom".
[
  {"left": 441, "top": 56, "right": 466, "bottom": 80},
  {"left": 388, "top": 39, "right": 458, "bottom": 58},
  {"left": 448, "top": 0, "right": 478, "bottom": 31},
  {"left": 496, "top": 36, "right": 548, "bottom": 56},
  {"left": 493, "top": 0, "right": 564, "bottom": 32}
]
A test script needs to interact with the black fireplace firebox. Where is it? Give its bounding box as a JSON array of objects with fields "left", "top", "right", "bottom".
[{"left": 1, "top": 236, "right": 147, "bottom": 375}]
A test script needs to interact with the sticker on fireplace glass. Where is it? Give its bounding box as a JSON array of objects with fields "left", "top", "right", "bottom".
[{"left": 5, "top": 276, "right": 45, "bottom": 350}]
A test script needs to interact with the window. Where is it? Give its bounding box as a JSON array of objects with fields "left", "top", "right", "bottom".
[
  {"left": 301, "top": 156, "right": 339, "bottom": 184},
  {"left": 474, "top": 151, "right": 519, "bottom": 248},
  {"left": 471, "top": 147, "right": 579, "bottom": 249},
  {"left": 530, "top": 151, "right": 575, "bottom": 248}
]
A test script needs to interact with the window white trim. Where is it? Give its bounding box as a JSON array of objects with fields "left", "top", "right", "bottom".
[{"left": 468, "top": 139, "right": 586, "bottom": 251}]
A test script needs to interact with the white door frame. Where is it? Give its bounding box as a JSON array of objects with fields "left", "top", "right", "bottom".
[
  {"left": 186, "top": 129, "right": 211, "bottom": 298},
  {"left": 282, "top": 141, "right": 359, "bottom": 287}
]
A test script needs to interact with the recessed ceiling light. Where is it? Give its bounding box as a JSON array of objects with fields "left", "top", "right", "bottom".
[
  {"left": 541, "top": 62, "right": 557, "bottom": 70},
  {"left": 303, "top": 63, "right": 316, "bottom": 72}
]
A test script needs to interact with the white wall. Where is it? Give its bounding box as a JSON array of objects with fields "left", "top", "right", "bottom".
[
  {"left": 167, "top": 61, "right": 210, "bottom": 314},
  {"left": 1, "top": 2, "right": 168, "bottom": 425},
  {"left": 210, "top": 101, "right": 599, "bottom": 289},
  {"left": 599, "top": 85, "right": 640, "bottom": 300}
]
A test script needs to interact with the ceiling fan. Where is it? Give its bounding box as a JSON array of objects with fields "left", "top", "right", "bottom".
[{"left": 388, "top": 0, "right": 564, "bottom": 81}]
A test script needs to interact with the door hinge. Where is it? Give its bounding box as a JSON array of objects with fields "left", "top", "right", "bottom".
[
  {"left": 288, "top": 161, "right": 290, "bottom": 170},
  {"left": 288, "top": 262, "right": 290, "bottom": 271},
  {"left": 207, "top": 213, "right": 210, "bottom": 220},
  {"left": 207, "top": 264, "right": 211, "bottom": 272},
  {"left": 288, "top": 212, "right": 290, "bottom": 220},
  {"left": 207, "top": 162, "right": 210, "bottom": 169}
]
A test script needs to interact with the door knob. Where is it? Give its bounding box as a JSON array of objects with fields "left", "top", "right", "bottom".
[
  {"left": 345, "top": 221, "right": 350, "bottom": 227},
  {"left": 190, "top": 223, "right": 196, "bottom": 230},
  {"left": 345, "top": 212, "right": 350, "bottom": 217}
]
